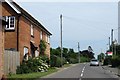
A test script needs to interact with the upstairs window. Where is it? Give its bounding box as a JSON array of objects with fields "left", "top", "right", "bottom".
[
  {"left": 5, "top": 16, "right": 15, "bottom": 30},
  {"left": 48, "top": 35, "right": 50, "bottom": 43},
  {"left": 46, "top": 34, "right": 48, "bottom": 42},
  {"left": 40, "top": 31, "right": 42, "bottom": 40},
  {"left": 31, "top": 25, "right": 34, "bottom": 36}
]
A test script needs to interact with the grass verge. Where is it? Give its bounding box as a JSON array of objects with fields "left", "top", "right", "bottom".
[
  {"left": 7, "top": 64, "right": 71, "bottom": 79},
  {"left": 8, "top": 67, "right": 58, "bottom": 79}
]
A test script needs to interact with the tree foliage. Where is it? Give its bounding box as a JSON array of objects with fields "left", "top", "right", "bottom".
[
  {"left": 97, "top": 53, "right": 105, "bottom": 62},
  {"left": 80, "top": 50, "right": 94, "bottom": 59}
]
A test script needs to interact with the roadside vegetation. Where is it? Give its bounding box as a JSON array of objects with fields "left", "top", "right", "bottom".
[
  {"left": 8, "top": 67, "right": 57, "bottom": 79},
  {"left": 98, "top": 43, "right": 120, "bottom": 68},
  {"left": 50, "top": 46, "right": 95, "bottom": 67},
  {"left": 8, "top": 45, "right": 95, "bottom": 79}
]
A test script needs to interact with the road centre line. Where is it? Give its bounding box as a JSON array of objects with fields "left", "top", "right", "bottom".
[{"left": 80, "top": 65, "right": 86, "bottom": 77}]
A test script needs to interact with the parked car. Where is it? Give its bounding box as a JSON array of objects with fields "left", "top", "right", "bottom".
[{"left": 90, "top": 59, "right": 99, "bottom": 66}]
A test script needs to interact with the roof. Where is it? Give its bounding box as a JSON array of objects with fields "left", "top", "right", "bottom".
[{"left": 4, "top": 0, "right": 52, "bottom": 35}]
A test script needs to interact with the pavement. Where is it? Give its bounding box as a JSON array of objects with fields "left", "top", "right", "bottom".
[{"left": 102, "top": 65, "right": 120, "bottom": 77}]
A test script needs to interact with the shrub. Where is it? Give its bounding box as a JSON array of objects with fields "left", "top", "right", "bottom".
[
  {"left": 69, "top": 58, "right": 78, "bottom": 64},
  {"left": 55, "top": 56, "right": 61, "bottom": 67},
  {"left": 80, "top": 56, "right": 90, "bottom": 63},
  {"left": 50, "top": 55, "right": 67, "bottom": 67},
  {"left": 111, "top": 55, "right": 120, "bottom": 67},
  {"left": 16, "top": 56, "right": 49, "bottom": 74},
  {"left": 103, "top": 56, "right": 113, "bottom": 66}
]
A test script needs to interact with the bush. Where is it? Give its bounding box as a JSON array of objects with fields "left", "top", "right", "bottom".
[
  {"left": 69, "top": 58, "right": 78, "bottom": 64},
  {"left": 50, "top": 55, "right": 67, "bottom": 67},
  {"left": 103, "top": 56, "right": 112, "bottom": 65},
  {"left": 55, "top": 56, "right": 61, "bottom": 67},
  {"left": 80, "top": 57, "right": 90, "bottom": 63},
  {"left": 16, "top": 56, "right": 49, "bottom": 74},
  {"left": 111, "top": 55, "right": 120, "bottom": 67},
  {"left": 50, "top": 55, "right": 62, "bottom": 67}
]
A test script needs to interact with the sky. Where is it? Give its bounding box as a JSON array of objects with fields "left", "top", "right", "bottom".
[{"left": 15, "top": 0, "right": 118, "bottom": 58}]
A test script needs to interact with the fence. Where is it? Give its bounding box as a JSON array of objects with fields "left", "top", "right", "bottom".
[{"left": 4, "top": 50, "right": 20, "bottom": 74}]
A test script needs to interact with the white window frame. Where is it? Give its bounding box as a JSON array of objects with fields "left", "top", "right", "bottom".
[
  {"left": 35, "top": 50, "right": 39, "bottom": 57},
  {"left": 24, "top": 47, "right": 28, "bottom": 60},
  {"left": 46, "top": 34, "right": 48, "bottom": 42},
  {"left": 31, "top": 25, "right": 34, "bottom": 36},
  {"left": 5, "top": 16, "right": 15, "bottom": 30},
  {"left": 40, "top": 31, "right": 42, "bottom": 40},
  {"left": 48, "top": 35, "right": 50, "bottom": 43}
]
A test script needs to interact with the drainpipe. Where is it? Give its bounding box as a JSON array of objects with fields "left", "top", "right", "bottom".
[{"left": 17, "top": 14, "right": 21, "bottom": 51}]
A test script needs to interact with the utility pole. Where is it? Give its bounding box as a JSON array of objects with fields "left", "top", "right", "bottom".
[
  {"left": 109, "top": 37, "right": 110, "bottom": 50},
  {"left": 60, "top": 14, "right": 63, "bottom": 67},
  {"left": 111, "top": 29, "right": 113, "bottom": 44},
  {"left": 114, "top": 39, "right": 117, "bottom": 55},
  {"left": 78, "top": 42, "right": 80, "bottom": 63},
  {"left": 111, "top": 29, "right": 114, "bottom": 55}
]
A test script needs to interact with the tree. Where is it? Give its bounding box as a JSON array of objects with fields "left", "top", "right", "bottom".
[
  {"left": 88, "top": 46, "right": 93, "bottom": 53},
  {"left": 97, "top": 53, "right": 105, "bottom": 62},
  {"left": 81, "top": 50, "right": 94, "bottom": 59}
]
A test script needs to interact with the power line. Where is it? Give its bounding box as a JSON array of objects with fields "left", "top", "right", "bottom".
[{"left": 63, "top": 15, "right": 116, "bottom": 31}]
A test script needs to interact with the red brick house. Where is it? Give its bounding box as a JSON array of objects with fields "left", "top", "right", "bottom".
[{"left": 2, "top": 0, "right": 52, "bottom": 63}]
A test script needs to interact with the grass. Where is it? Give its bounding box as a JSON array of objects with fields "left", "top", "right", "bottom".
[
  {"left": 63, "top": 64, "right": 71, "bottom": 68},
  {"left": 8, "top": 68, "right": 58, "bottom": 79},
  {"left": 7, "top": 64, "right": 71, "bottom": 79}
]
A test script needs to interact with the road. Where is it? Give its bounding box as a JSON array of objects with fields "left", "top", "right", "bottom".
[{"left": 39, "top": 63, "right": 119, "bottom": 80}]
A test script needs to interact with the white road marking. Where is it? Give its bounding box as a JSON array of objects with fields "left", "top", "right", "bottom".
[
  {"left": 81, "top": 73, "right": 83, "bottom": 77},
  {"left": 80, "top": 65, "right": 86, "bottom": 77}
]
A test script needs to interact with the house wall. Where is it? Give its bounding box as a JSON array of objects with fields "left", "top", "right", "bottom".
[
  {"left": 19, "top": 16, "right": 31, "bottom": 62},
  {"left": 2, "top": 2, "right": 51, "bottom": 63},
  {"left": 45, "top": 43, "right": 50, "bottom": 58},
  {"left": 2, "top": 3, "right": 18, "bottom": 50},
  {"left": 0, "top": 2, "right": 4, "bottom": 78},
  {"left": 19, "top": 16, "right": 51, "bottom": 62}
]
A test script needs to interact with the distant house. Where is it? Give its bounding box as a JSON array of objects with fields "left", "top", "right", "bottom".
[{"left": 2, "top": 0, "right": 52, "bottom": 63}]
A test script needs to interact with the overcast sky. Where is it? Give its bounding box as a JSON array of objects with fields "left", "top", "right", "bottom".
[{"left": 15, "top": 0, "right": 118, "bottom": 58}]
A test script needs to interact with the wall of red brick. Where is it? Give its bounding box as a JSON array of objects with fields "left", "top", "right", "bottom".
[
  {"left": 45, "top": 43, "right": 50, "bottom": 59},
  {"left": 2, "top": 2, "right": 51, "bottom": 63},
  {"left": 33, "top": 25, "right": 40, "bottom": 49},
  {"left": 0, "top": 2, "right": 2, "bottom": 79},
  {"left": 2, "top": 3, "right": 18, "bottom": 50},
  {"left": 19, "top": 16, "right": 31, "bottom": 62},
  {"left": 0, "top": 23, "right": 4, "bottom": 79}
]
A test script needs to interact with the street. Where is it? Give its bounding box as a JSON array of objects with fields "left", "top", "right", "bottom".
[{"left": 39, "top": 63, "right": 119, "bottom": 80}]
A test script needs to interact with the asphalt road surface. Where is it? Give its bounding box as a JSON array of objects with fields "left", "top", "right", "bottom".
[{"left": 39, "top": 63, "right": 119, "bottom": 80}]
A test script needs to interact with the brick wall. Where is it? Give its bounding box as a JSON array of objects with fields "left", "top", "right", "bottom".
[
  {"left": 2, "top": 3, "right": 18, "bottom": 50},
  {"left": 2, "top": 2, "right": 51, "bottom": 63},
  {"left": 45, "top": 43, "right": 50, "bottom": 59},
  {"left": 19, "top": 16, "right": 31, "bottom": 62},
  {"left": 0, "top": 20, "right": 4, "bottom": 78},
  {"left": 0, "top": 21, "right": 4, "bottom": 79}
]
